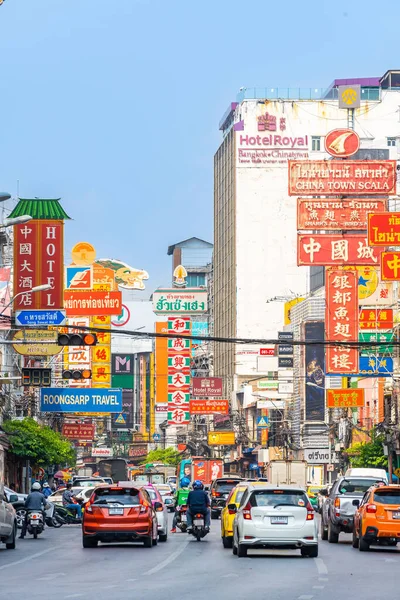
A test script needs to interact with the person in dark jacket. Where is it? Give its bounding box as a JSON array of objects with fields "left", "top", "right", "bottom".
[
  {"left": 186, "top": 480, "right": 211, "bottom": 531},
  {"left": 20, "top": 482, "right": 48, "bottom": 539}
]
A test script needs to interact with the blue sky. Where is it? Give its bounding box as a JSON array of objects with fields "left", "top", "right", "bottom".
[{"left": 1, "top": 0, "right": 398, "bottom": 291}]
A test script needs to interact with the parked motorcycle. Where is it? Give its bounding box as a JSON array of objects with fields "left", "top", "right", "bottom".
[
  {"left": 176, "top": 504, "right": 188, "bottom": 533},
  {"left": 53, "top": 504, "right": 81, "bottom": 525},
  {"left": 27, "top": 510, "right": 45, "bottom": 539},
  {"left": 189, "top": 512, "right": 209, "bottom": 542}
]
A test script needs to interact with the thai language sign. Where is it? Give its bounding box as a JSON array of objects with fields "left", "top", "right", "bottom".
[
  {"left": 62, "top": 423, "right": 95, "bottom": 440},
  {"left": 359, "top": 308, "right": 393, "bottom": 330},
  {"left": 63, "top": 290, "right": 122, "bottom": 316},
  {"left": 326, "top": 269, "right": 358, "bottom": 374},
  {"left": 298, "top": 235, "right": 381, "bottom": 266},
  {"left": 40, "top": 388, "right": 122, "bottom": 413},
  {"left": 192, "top": 377, "right": 223, "bottom": 397},
  {"left": 289, "top": 160, "right": 396, "bottom": 195},
  {"left": 368, "top": 212, "right": 400, "bottom": 246},
  {"left": 326, "top": 389, "right": 364, "bottom": 409},
  {"left": 14, "top": 220, "right": 64, "bottom": 310},
  {"left": 153, "top": 289, "right": 208, "bottom": 314},
  {"left": 297, "top": 198, "right": 386, "bottom": 230},
  {"left": 92, "top": 447, "right": 113, "bottom": 457},
  {"left": 189, "top": 399, "right": 229, "bottom": 415},
  {"left": 381, "top": 252, "right": 400, "bottom": 281}
]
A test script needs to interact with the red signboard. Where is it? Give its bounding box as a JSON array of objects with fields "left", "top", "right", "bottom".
[
  {"left": 189, "top": 399, "right": 229, "bottom": 415},
  {"left": 14, "top": 220, "right": 64, "bottom": 310},
  {"left": 368, "top": 212, "right": 400, "bottom": 246},
  {"left": 167, "top": 318, "right": 191, "bottom": 419},
  {"left": 324, "top": 129, "right": 360, "bottom": 158},
  {"left": 192, "top": 458, "right": 223, "bottom": 483},
  {"left": 259, "top": 348, "right": 275, "bottom": 356},
  {"left": 297, "top": 198, "right": 386, "bottom": 231},
  {"left": 64, "top": 290, "right": 122, "bottom": 316},
  {"left": 298, "top": 235, "right": 382, "bottom": 266},
  {"left": 288, "top": 160, "right": 396, "bottom": 196},
  {"left": 326, "top": 389, "right": 364, "bottom": 409},
  {"left": 62, "top": 423, "right": 95, "bottom": 440},
  {"left": 381, "top": 252, "right": 400, "bottom": 281},
  {"left": 359, "top": 308, "right": 393, "bottom": 330},
  {"left": 192, "top": 377, "right": 223, "bottom": 397},
  {"left": 326, "top": 268, "right": 358, "bottom": 374}
]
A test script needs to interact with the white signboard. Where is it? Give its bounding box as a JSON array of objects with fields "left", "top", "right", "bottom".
[
  {"left": 278, "top": 382, "right": 293, "bottom": 394},
  {"left": 257, "top": 381, "right": 279, "bottom": 390},
  {"left": 257, "top": 356, "right": 279, "bottom": 372},
  {"left": 304, "top": 449, "right": 330, "bottom": 464},
  {"left": 153, "top": 289, "right": 208, "bottom": 314},
  {"left": 92, "top": 447, "right": 113, "bottom": 458},
  {"left": 257, "top": 400, "right": 286, "bottom": 409}
]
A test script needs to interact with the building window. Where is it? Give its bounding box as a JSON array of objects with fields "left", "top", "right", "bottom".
[
  {"left": 387, "top": 137, "right": 396, "bottom": 147},
  {"left": 186, "top": 274, "right": 206, "bottom": 287},
  {"left": 311, "top": 136, "right": 321, "bottom": 151}
]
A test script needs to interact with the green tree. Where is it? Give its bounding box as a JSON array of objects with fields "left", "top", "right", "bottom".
[
  {"left": 142, "top": 447, "right": 182, "bottom": 467},
  {"left": 346, "top": 432, "right": 387, "bottom": 469},
  {"left": 2, "top": 418, "right": 75, "bottom": 467}
]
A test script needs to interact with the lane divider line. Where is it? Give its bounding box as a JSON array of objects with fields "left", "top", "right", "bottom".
[
  {"left": 314, "top": 558, "right": 328, "bottom": 575},
  {"left": 144, "top": 540, "right": 190, "bottom": 576},
  {"left": 0, "top": 547, "right": 56, "bottom": 571}
]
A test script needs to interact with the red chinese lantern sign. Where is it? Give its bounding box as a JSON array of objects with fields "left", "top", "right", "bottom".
[
  {"left": 324, "top": 129, "right": 360, "bottom": 158},
  {"left": 326, "top": 388, "right": 364, "bottom": 409},
  {"left": 297, "top": 198, "right": 386, "bottom": 231},
  {"left": 288, "top": 160, "right": 396, "bottom": 196},
  {"left": 167, "top": 317, "right": 191, "bottom": 424},
  {"left": 359, "top": 308, "right": 393, "bottom": 330},
  {"left": 381, "top": 252, "right": 400, "bottom": 281},
  {"left": 326, "top": 269, "right": 358, "bottom": 374},
  {"left": 298, "top": 235, "right": 382, "bottom": 266},
  {"left": 368, "top": 212, "right": 400, "bottom": 246},
  {"left": 14, "top": 220, "right": 64, "bottom": 310}
]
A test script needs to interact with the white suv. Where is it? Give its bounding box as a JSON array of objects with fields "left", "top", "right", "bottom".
[{"left": 231, "top": 484, "right": 318, "bottom": 558}]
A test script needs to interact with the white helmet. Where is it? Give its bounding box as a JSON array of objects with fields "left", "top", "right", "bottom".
[
  {"left": 43, "top": 483, "right": 50, "bottom": 488},
  {"left": 32, "top": 482, "right": 41, "bottom": 491}
]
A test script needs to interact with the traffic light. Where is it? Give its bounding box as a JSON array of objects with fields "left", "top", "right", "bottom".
[
  {"left": 22, "top": 368, "right": 52, "bottom": 387},
  {"left": 57, "top": 333, "right": 97, "bottom": 346},
  {"left": 62, "top": 369, "right": 92, "bottom": 380}
]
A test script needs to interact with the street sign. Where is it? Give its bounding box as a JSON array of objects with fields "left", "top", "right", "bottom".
[
  {"left": 40, "top": 388, "right": 122, "bottom": 413},
  {"left": 153, "top": 433, "right": 161, "bottom": 442},
  {"left": 12, "top": 330, "right": 61, "bottom": 357},
  {"left": 278, "top": 357, "right": 294, "bottom": 368},
  {"left": 114, "top": 413, "right": 126, "bottom": 425},
  {"left": 15, "top": 309, "right": 66, "bottom": 327},
  {"left": 256, "top": 416, "right": 270, "bottom": 429}
]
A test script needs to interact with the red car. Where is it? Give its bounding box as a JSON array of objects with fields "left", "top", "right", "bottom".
[{"left": 82, "top": 484, "right": 159, "bottom": 548}]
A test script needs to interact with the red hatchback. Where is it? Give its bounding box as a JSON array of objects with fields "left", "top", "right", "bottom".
[{"left": 82, "top": 484, "right": 158, "bottom": 548}]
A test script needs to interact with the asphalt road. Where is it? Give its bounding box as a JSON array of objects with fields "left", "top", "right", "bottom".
[{"left": 0, "top": 518, "right": 399, "bottom": 600}]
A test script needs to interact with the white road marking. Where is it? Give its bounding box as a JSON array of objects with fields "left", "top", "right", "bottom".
[
  {"left": 144, "top": 540, "right": 190, "bottom": 576},
  {"left": 126, "top": 579, "right": 138, "bottom": 582},
  {"left": 37, "top": 572, "right": 65, "bottom": 581},
  {"left": 221, "top": 573, "right": 239, "bottom": 578},
  {"left": 0, "top": 547, "right": 56, "bottom": 571},
  {"left": 314, "top": 558, "right": 328, "bottom": 575},
  {"left": 385, "top": 558, "right": 397, "bottom": 563},
  {"left": 298, "top": 596, "right": 313, "bottom": 599},
  {"left": 64, "top": 595, "right": 84, "bottom": 599},
  {"left": 313, "top": 586, "right": 325, "bottom": 589},
  {"left": 318, "top": 578, "right": 328, "bottom": 582}
]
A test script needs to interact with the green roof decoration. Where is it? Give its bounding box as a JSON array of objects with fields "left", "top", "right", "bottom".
[{"left": 8, "top": 198, "right": 71, "bottom": 220}]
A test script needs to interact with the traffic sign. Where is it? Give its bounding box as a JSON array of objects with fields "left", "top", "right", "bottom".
[
  {"left": 114, "top": 413, "right": 126, "bottom": 424},
  {"left": 153, "top": 433, "right": 161, "bottom": 442},
  {"left": 256, "top": 416, "right": 270, "bottom": 429},
  {"left": 15, "top": 309, "right": 66, "bottom": 327}
]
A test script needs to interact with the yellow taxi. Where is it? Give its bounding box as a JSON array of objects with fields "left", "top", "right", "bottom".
[{"left": 221, "top": 482, "right": 266, "bottom": 548}]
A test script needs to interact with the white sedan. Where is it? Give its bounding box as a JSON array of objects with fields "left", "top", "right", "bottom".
[{"left": 231, "top": 484, "right": 318, "bottom": 558}]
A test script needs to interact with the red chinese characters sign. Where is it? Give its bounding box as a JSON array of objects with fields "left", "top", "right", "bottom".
[
  {"left": 62, "top": 423, "right": 95, "bottom": 440},
  {"left": 326, "top": 269, "right": 358, "bottom": 374},
  {"left": 381, "top": 252, "right": 400, "bottom": 281},
  {"left": 368, "top": 212, "right": 400, "bottom": 246},
  {"left": 297, "top": 199, "right": 386, "bottom": 231},
  {"left": 189, "top": 399, "right": 229, "bottom": 415},
  {"left": 297, "top": 235, "right": 381, "bottom": 266},
  {"left": 167, "top": 317, "right": 191, "bottom": 424},
  {"left": 288, "top": 160, "right": 396, "bottom": 196},
  {"left": 14, "top": 220, "right": 64, "bottom": 310},
  {"left": 359, "top": 308, "right": 393, "bottom": 330}
]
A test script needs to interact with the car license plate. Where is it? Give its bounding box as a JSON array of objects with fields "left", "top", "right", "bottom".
[
  {"left": 109, "top": 508, "right": 124, "bottom": 515},
  {"left": 271, "top": 516, "right": 288, "bottom": 525},
  {"left": 393, "top": 512, "right": 400, "bottom": 519},
  {"left": 181, "top": 514, "right": 187, "bottom": 522},
  {"left": 194, "top": 519, "right": 204, "bottom": 526}
]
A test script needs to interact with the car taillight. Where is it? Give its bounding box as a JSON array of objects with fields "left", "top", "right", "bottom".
[
  {"left": 366, "top": 504, "right": 377, "bottom": 514},
  {"left": 306, "top": 502, "right": 314, "bottom": 521},
  {"left": 212, "top": 490, "right": 221, "bottom": 497},
  {"left": 85, "top": 501, "right": 93, "bottom": 514},
  {"left": 334, "top": 498, "right": 341, "bottom": 508},
  {"left": 243, "top": 502, "right": 252, "bottom": 520},
  {"left": 180, "top": 505, "right": 187, "bottom": 512}
]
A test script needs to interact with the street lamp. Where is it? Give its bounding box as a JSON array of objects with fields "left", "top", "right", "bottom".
[
  {"left": 2, "top": 215, "right": 32, "bottom": 227},
  {"left": 0, "top": 193, "right": 11, "bottom": 202},
  {"left": 0, "top": 283, "right": 53, "bottom": 317}
]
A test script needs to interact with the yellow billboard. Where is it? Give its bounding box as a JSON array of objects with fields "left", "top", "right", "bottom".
[
  {"left": 208, "top": 431, "right": 236, "bottom": 446},
  {"left": 284, "top": 297, "right": 305, "bottom": 325}
]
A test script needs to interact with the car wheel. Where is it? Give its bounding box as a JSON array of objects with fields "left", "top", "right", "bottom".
[
  {"left": 143, "top": 536, "right": 153, "bottom": 548},
  {"left": 232, "top": 531, "right": 238, "bottom": 555},
  {"left": 352, "top": 527, "right": 359, "bottom": 549},
  {"left": 301, "top": 545, "right": 318, "bottom": 558},
  {"left": 238, "top": 543, "right": 248, "bottom": 558},
  {"left": 159, "top": 531, "right": 168, "bottom": 542},
  {"left": 388, "top": 541, "right": 397, "bottom": 547},
  {"left": 82, "top": 535, "right": 98, "bottom": 548},
  {"left": 222, "top": 536, "right": 233, "bottom": 549},
  {"left": 359, "top": 525, "right": 369, "bottom": 552},
  {"left": 15, "top": 509, "right": 26, "bottom": 529},
  {"left": 328, "top": 521, "right": 339, "bottom": 543},
  {"left": 211, "top": 510, "right": 219, "bottom": 520},
  {"left": 321, "top": 519, "right": 328, "bottom": 541},
  {"left": 5, "top": 523, "right": 16, "bottom": 550}
]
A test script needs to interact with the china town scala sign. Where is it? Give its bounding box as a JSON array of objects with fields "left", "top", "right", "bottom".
[{"left": 288, "top": 160, "right": 396, "bottom": 195}]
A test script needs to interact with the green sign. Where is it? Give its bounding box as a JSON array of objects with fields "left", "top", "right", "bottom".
[{"left": 359, "top": 331, "right": 394, "bottom": 355}]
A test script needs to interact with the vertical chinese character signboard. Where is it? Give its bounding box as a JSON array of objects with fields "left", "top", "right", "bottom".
[
  {"left": 167, "top": 317, "right": 191, "bottom": 425},
  {"left": 326, "top": 268, "right": 358, "bottom": 374}
]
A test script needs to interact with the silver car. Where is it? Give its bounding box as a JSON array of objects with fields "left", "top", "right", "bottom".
[{"left": 145, "top": 486, "right": 168, "bottom": 542}]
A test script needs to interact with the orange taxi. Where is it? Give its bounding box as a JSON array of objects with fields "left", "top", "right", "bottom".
[{"left": 352, "top": 484, "right": 400, "bottom": 551}]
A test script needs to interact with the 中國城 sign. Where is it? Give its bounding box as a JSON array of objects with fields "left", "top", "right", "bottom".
[
  {"left": 40, "top": 388, "right": 122, "bottom": 413},
  {"left": 289, "top": 160, "right": 396, "bottom": 196}
]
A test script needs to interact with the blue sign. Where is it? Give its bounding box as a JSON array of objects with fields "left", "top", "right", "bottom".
[
  {"left": 16, "top": 310, "right": 66, "bottom": 327},
  {"left": 153, "top": 433, "right": 161, "bottom": 442},
  {"left": 358, "top": 356, "right": 393, "bottom": 377},
  {"left": 40, "top": 388, "right": 122, "bottom": 413},
  {"left": 256, "top": 416, "right": 270, "bottom": 429}
]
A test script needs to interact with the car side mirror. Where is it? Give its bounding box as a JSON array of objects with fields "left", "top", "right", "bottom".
[
  {"left": 9, "top": 494, "right": 19, "bottom": 503},
  {"left": 154, "top": 501, "right": 163, "bottom": 512},
  {"left": 227, "top": 503, "right": 237, "bottom": 514},
  {"left": 352, "top": 499, "right": 360, "bottom": 507}
]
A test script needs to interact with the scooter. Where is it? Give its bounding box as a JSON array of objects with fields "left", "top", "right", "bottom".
[
  {"left": 27, "top": 510, "right": 45, "bottom": 539},
  {"left": 176, "top": 504, "right": 188, "bottom": 533},
  {"left": 45, "top": 502, "right": 62, "bottom": 528},
  {"left": 53, "top": 503, "right": 82, "bottom": 525},
  {"left": 189, "top": 512, "right": 209, "bottom": 542}
]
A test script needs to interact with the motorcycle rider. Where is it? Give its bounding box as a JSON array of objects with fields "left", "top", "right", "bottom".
[
  {"left": 170, "top": 477, "right": 191, "bottom": 533},
  {"left": 62, "top": 483, "right": 82, "bottom": 519},
  {"left": 42, "top": 483, "right": 53, "bottom": 499},
  {"left": 20, "top": 482, "right": 48, "bottom": 539},
  {"left": 186, "top": 480, "right": 211, "bottom": 532}
]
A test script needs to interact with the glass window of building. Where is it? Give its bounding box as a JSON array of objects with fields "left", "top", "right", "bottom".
[
  {"left": 387, "top": 137, "right": 396, "bottom": 147},
  {"left": 311, "top": 136, "right": 321, "bottom": 151}
]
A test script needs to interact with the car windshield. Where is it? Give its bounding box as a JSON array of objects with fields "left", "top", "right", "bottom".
[
  {"left": 374, "top": 490, "right": 400, "bottom": 504},
  {"left": 249, "top": 490, "right": 308, "bottom": 507},
  {"left": 146, "top": 489, "right": 158, "bottom": 501},
  {"left": 92, "top": 488, "right": 141, "bottom": 505},
  {"left": 215, "top": 481, "right": 241, "bottom": 493},
  {"left": 339, "top": 479, "right": 381, "bottom": 494}
]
